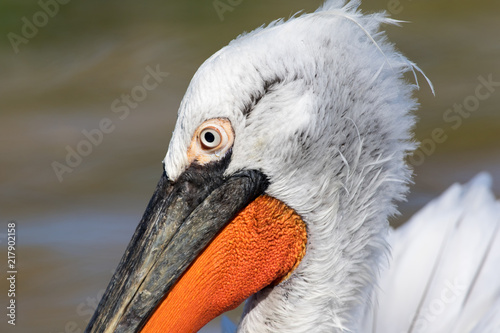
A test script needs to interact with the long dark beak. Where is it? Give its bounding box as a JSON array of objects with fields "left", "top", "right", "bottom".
[{"left": 85, "top": 160, "right": 268, "bottom": 333}]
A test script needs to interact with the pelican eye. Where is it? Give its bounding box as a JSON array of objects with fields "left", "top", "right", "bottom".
[
  {"left": 187, "top": 118, "right": 234, "bottom": 165},
  {"left": 200, "top": 128, "right": 222, "bottom": 149}
]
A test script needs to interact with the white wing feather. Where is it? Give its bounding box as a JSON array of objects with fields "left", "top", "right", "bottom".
[{"left": 374, "top": 173, "right": 500, "bottom": 333}]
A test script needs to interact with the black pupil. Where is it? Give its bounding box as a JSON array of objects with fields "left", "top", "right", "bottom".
[{"left": 204, "top": 131, "right": 215, "bottom": 143}]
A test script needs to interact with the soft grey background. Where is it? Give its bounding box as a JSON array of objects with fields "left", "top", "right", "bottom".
[{"left": 0, "top": 0, "right": 499, "bottom": 332}]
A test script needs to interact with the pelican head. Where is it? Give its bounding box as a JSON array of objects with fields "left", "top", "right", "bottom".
[{"left": 86, "top": 1, "right": 423, "bottom": 332}]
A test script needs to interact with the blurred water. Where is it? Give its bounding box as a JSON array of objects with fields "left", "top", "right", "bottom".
[{"left": 0, "top": 1, "right": 499, "bottom": 332}]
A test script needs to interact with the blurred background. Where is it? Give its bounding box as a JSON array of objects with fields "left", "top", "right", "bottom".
[{"left": 0, "top": 0, "right": 499, "bottom": 332}]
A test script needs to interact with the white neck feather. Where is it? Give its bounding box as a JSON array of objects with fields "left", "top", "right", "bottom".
[
  {"left": 229, "top": 2, "right": 422, "bottom": 332},
  {"left": 238, "top": 154, "right": 400, "bottom": 332}
]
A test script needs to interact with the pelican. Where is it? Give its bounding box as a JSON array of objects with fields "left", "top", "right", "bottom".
[{"left": 85, "top": 0, "right": 500, "bottom": 332}]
